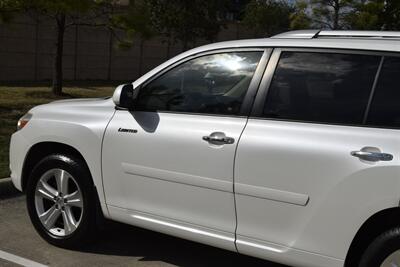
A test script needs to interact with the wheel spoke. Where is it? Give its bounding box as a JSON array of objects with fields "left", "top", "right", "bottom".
[
  {"left": 62, "top": 207, "right": 77, "bottom": 235},
  {"left": 64, "top": 190, "right": 83, "bottom": 208},
  {"left": 54, "top": 169, "right": 69, "bottom": 195},
  {"left": 36, "top": 180, "right": 57, "bottom": 201},
  {"left": 39, "top": 205, "right": 61, "bottom": 229}
]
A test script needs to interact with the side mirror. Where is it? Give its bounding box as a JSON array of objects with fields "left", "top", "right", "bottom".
[{"left": 112, "top": 84, "right": 137, "bottom": 109}]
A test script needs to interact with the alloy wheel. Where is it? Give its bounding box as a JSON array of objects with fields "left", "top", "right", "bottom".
[
  {"left": 381, "top": 250, "right": 400, "bottom": 267},
  {"left": 34, "top": 168, "right": 83, "bottom": 237}
]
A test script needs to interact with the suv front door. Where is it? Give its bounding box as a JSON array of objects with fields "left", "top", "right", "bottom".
[{"left": 102, "top": 50, "right": 266, "bottom": 250}]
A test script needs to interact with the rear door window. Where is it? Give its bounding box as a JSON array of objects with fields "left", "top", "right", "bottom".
[
  {"left": 367, "top": 57, "right": 400, "bottom": 128},
  {"left": 262, "top": 51, "right": 381, "bottom": 125}
]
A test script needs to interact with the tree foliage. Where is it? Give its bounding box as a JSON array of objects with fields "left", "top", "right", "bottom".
[
  {"left": 346, "top": 0, "right": 400, "bottom": 30},
  {"left": 289, "top": 0, "right": 400, "bottom": 31},
  {"left": 290, "top": 1, "right": 312, "bottom": 30},
  {"left": 243, "top": 0, "right": 293, "bottom": 37},
  {"left": 0, "top": 0, "right": 19, "bottom": 23},
  {"left": 308, "top": 0, "right": 353, "bottom": 29},
  {"left": 112, "top": 0, "right": 154, "bottom": 49},
  {"left": 146, "top": 0, "right": 228, "bottom": 50}
]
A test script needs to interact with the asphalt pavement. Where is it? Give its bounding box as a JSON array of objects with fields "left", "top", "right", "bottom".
[{"left": 0, "top": 179, "right": 286, "bottom": 267}]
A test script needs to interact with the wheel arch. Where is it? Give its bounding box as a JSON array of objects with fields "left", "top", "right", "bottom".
[
  {"left": 21, "top": 141, "right": 107, "bottom": 226},
  {"left": 345, "top": 207, "right": 400, "bottom": 267},
  {"left": 21, "top": 142, "right": 90, "bottom": 192}
]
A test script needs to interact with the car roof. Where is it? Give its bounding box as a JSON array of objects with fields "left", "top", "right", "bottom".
[
  {"left": 132, "top": 30, "right": 400, "bottom": 88},
  {"left": 196, "top": 33, "right": 400, "bottom": 54}
]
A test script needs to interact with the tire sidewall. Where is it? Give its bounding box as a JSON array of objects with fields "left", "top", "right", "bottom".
[
  {"left": 359, "top": 228, "right": 400, "bottom": 267},
  {"left": 26, "top": 154, "right": 95, "bottom": 248}
]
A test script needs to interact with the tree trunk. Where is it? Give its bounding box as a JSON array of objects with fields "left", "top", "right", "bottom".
[
  {"left": 333, "top": 0, "right": 340, "bottom": 30},
  {"left": 52, "top": 14, "right": 66, "bottom": 96}
]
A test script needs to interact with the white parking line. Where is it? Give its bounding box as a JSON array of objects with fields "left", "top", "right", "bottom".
[{"left": 0, "top": 249, "right": 48, "bottom": 267}]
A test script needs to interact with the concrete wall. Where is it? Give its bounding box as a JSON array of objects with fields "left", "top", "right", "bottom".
[{"left": 0, "top": 15, "right": 256, "bottom": 82}]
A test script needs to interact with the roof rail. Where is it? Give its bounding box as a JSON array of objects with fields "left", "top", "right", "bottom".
[
  {"left": 271, "top": 30, "right": 400, "bottom": 39},
  {"left": 271, "top": 30, "right": 320, "bottom": 39},
  {"left": 318, "top": 30, "right": 400, "bottom": 39}
]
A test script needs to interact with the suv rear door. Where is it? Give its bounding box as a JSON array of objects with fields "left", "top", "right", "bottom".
[{"left": 234, "top": 49, "right": 400, "bottom": 262}]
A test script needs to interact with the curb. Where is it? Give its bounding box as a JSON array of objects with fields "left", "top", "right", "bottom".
[
  {"left": 0, "top": 177, "right": 22, "bottom": 200},
  {"left": 0, "top": 177, "right": 11, "bottom": 183}
]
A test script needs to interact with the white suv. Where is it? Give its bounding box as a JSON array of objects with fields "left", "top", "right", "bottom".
[{"left": 9, "top": 30, "right": 400, "bottom": 267}]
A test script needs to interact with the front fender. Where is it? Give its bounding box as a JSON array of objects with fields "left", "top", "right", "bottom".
[{"left": 11, "top": 99, "right": 116, "bottom": 218}]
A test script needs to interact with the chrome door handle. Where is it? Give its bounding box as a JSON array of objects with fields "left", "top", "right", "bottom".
[
  {"left": 203, "top": 132, "right": 235, "bottom": 145},
  {"left": 202, "top": 136, "right": 235, "bottom": 144},
  {"left": 351, "top": 151, "right": 393, "bottom": 162}
]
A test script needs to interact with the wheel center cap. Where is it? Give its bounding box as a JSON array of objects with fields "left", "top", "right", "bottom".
[{"left": 55, "top": 197, "right": 64, "bottom": 206}]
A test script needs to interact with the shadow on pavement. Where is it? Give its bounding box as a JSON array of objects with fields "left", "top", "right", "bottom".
[
  {"left": 0, "top": 179, "right": 22, "bottom": 200},
  {"left": 0, "top": 178, "right": 287, "bottom": 266},
  {"left": 79, "top": 220, "right": 287, "bottom": 267}
]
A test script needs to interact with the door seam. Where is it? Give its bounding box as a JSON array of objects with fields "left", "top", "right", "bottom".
[
  {"left": 232, "top": 49, "right": 274, "bottom": 252},
  {"left": 232, "top": 117, "right": 250, "bottom": 252},
  {"left": 100, "top": 109, "right": 117, "bottom": 216}
]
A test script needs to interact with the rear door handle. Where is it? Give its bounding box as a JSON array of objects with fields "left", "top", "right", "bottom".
[
  {"left": 203, "top": 132, "right": 235, "bottom": 145},
  {"left": 351, "top": 151, "right": 393, "bottom": 162}
]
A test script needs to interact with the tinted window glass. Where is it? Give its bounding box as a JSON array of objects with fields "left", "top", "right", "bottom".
[
  {"left": 263, "top": 52, "right": 380, "bottom": 124},
  {"left": 367, "top": 57, "right": 400, "bottom": 128},
  {"left": 136, "top": 52, "right": 263, "bottom": 115}
]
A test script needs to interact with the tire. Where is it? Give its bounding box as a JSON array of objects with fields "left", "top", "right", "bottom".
[
  {"left": 26, "top": 154, "right": 96, "bottom": 248},
  {"left": 359, "top": 228, "right": 400, "bottom": 267}
]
